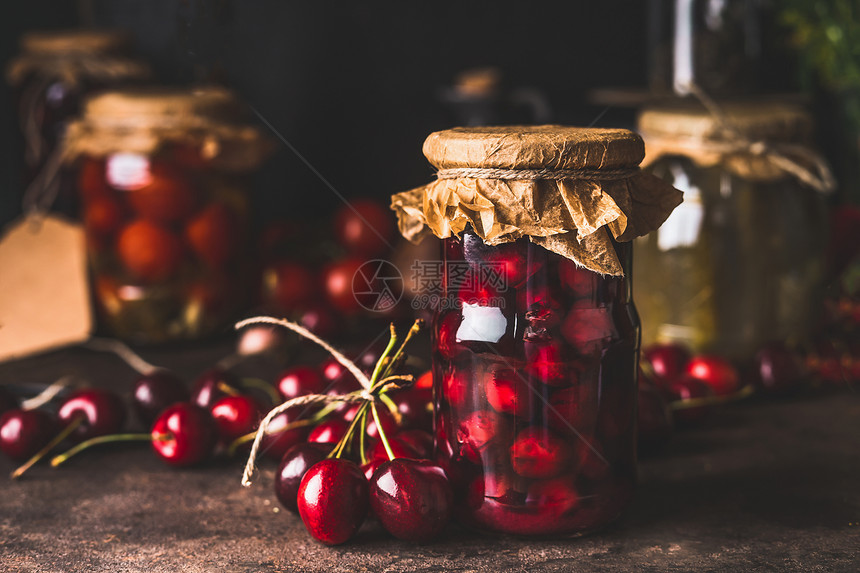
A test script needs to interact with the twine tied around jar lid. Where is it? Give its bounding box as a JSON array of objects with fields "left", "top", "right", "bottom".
[
  {"left": 61, "top": 87, "right": 274, "bottom": 172},
  {"left": 638, "top": 86, "right": 836, "bottom": 194},
  {"left": 391, "top": 125, "right": 684, "bottom": 275}
]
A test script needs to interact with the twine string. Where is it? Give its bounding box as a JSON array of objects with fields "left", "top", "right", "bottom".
[{"left": 435, "top": 165, "right": 639, "bottom": 181}]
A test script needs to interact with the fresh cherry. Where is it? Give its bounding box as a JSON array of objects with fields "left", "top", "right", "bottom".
[
  {"left": 389, "top": 387, "right": 433, "bottom": 431},
  {"left": 685, "top": 355, "right": 740, "bottom": 396},
  {"left": 753, "top": 343, "right": 805, "bottom": 393},
  {"left": 333, "top": 199, "right": 395, "bottom": 258},
  {"left": 642, "top": 342, "right": 692, "bottom": 390},
  {"left": 307, "top": 418, "right": 349, "bottom": 445},
  {"left": 298, "top": 304, "right": 337, "bottom": 338},
  {"left": 414, "top": 370, "right": 433, "bottom": 390},
  {"left": 210, "top": 395, "right": 263, "bottom": 443},
  {"left": 150, "top": 403, "right": 217, "bottom": 467},
  {"left": 132, "top": 370, "right": 189, "bottom": 426},
  {"left": 190, "top": 368, "right": 241, "bottom": 410},
  {"left": 275, "top": 442, "right": 334, "bottom": 513},
  {"left": 58, "top": 389, "right": 126, "bottom": 442},
  {"left": 394, "top": 429, "right": 434, "bottom": 459},
  {"left": 510, "top": 427, "right": 570, "bottom": 479},
  {"left": 116, "top": 220, "right": 184, "bottom": 282},
  {"left": 297, "top": 458, "right": 369, "bottom": 545},
  {"left": 322, "top": 258, "right": 364, "bottom": 314},
  {"left": 364, "top": 406, "right": 398, "bottom": 440},
  {"left": 277, "top": 366, "right": 325, "bottom": 402},
  {"left": 262, "top": 261, "right": 316, "bottom": 311},
  {"left": 370, "top": 459, "right": 453, "bottom": 542},
  {"left": 370, "top": 436, "right": 420, "bottom": 462},
  {"left": 0, "top": 409, "right": 57, "bottom": 461},
  {"left": 668, "top": 375, "right": 714, "bottom": 425},
  {"left": 260, "top": 408, "right": 310, "bottom": 460}
]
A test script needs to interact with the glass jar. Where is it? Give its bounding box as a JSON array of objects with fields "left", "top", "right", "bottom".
[
  {"left": 391, "top": 125, "right": 682, "bottom": 536},
  {"left": 634, "top": 102, "right": 831, "bottom": 360},
  {"left": 433, "top": 231, "right": 638, "bottom": 536},
  {"left": 6, "top": 30, "right": 150, "bottom": 208},
  {"left": 62, "top": 88, "right": 272, "bottom": 343}
]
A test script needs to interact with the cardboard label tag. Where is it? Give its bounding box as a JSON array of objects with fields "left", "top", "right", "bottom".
[{"left": 0, "top": 215, "right": 92, "bottom": 362}]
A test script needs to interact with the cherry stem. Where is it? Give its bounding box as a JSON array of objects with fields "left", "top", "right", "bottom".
[
  {"left": 11, "top": 415, "right": 85, "bottom": 479},
  {"left": 217, "top": 381, "right": 241, "bottom": 397},
  {"left": 239, "top": 377, "right": 282, "bottom": 406},
  {"left": 358, "top": 408, "right": 369, "bottom": 465},
  {"left": 50, "top": 433, "right": 155, "bottom": 468},
  {"left": 378, "top": 393, "right": 402, "bottom": 425},
  {"left": 371, "top": 402, "right": 396, "bottom": 462},
  {"left": 669, "top": 384, "right": 756, "bottom": 410},
  {"left": 329, "top": 402, "right": 369, "bottom": 460},
  {"left": 380, "top": 319, "right": 423, "bottom": 380},
  {"left": 227, "top": 417, "right": 317, "bottom": 457},
  {"left": 369, "top": 324, "right": 399, "bottom": 385}
]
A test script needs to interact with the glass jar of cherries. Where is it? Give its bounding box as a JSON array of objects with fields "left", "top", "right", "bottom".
[
  {"left": 6, "top": 29, "right": 150, "bottom": 212},
  {"left": 391, "top": 126, "right": 682, "bottom": 536},
  {"left": 61, "top": 87, "right": 272, "bottom": 343},
  {"left": 634, "top": 101, "right": 832, "bottom": 360}
]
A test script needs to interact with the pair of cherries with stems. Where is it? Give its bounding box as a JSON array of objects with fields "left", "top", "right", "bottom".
[{"left": 238, "top": 317, "right": 453, "bottom": 545}]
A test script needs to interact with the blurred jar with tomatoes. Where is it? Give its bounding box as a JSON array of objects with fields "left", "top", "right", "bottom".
[{"left": 61, "top": 87, "right": 272, "bottom": 343}]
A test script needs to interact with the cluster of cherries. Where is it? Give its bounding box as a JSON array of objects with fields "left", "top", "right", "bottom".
[{"left": 258, "top": 199, "right": 398, "bottom": 337}]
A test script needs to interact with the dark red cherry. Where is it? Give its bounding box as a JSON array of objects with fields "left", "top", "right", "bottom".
[
  {"left": 0, "top": 386, "right": 18, "bottom": 415},
  {"left": 58, "top": 389, "right": 126, "bottom": 442},
  {"left": 395, "top": 429, "right": 434, "bottom": 460},
  {"left": 0, "top": 409, "right": 57, "bottom": 461},
  {"left": 151, "top": 403, "right": 217, "bottom": 467},
  {"left": 261, "top": 408, "right": 310, "bottom": 460},
  {"left": 131, "top": 370, "right": 189, "bottom": 426},
  {"left": 210, "top": 395, "right": 264, "bottom": 443},
  {"left": 484, "top": 368, "right": 532, "bottom": 417},
  {"left": 456, "top": 410, "right": 499, "bottom": 463},
  {"left": 362, "top": 457, "right": 386, "bottom": 481},
  {"left": 643, "top": 343, "right": 692, "bottom": 390},
  {"left": 262, "top": 261, "right": 316, "bottom": 311},
  {"left": 298, "top": 304, "right": 337, "bottom": 339},
  {"left": 370, "top": 435, "right": 420, "bottom": 462},
  {"left": 370, "top": 459, "right": 453, "bottom": 542},
  {"left": 526, "top": 476, "right": 580, "bottom": 514},
  {"left": 668, "top": 375, "right": 714, "bottom": 425},
  {"left": 297, "top": 458, "right": 369, "bottom": 545},
  {"left": 277, "top": 366, "right": 325, "bottom": 401},
  {"left": 308, "top": 418, "right": 349, "bottom": 445},
  {"left": 685, "top": 355, "right": 740, "bottom": 396},
  {"left": 275, "top": 442, "right": 334, "bottom": 513},
  {"left": 753, "top": 343, "right": 805, "bottom": 393},
  {"left": 389, "top": 387, "right": 433, "bottom": 431},
  {"left": 525, "top": 342, "right": 575, "bottom": 387},
  {"left": 510, "top": 427, "right": 570, "bottom": 479},
  {"left": 321, "top": 258, "right": 364, "bottom": 314},
  {"left": 333, "top": 199, "right": 394, "bottom": 258},
  {"left": 190, "top": 368, "right": 241, "bottom": 409},
  {"left": 414, "top": 370, "right": 433, "bottom": 390}
]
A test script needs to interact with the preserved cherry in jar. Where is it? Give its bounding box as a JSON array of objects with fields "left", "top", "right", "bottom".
[
  {"left": 392, "top": 126, "right": 682, "bottom": 536},
  {"left": 62, "top": 88, "right": 272, "bottom": 343}
]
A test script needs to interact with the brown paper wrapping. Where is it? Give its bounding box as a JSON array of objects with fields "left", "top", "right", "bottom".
[
  {"left": 391, "top": 126, "right": 683, "bottom": 276},
  {"left": 62, "top": 88, "right": 273, "bottom": 172}
]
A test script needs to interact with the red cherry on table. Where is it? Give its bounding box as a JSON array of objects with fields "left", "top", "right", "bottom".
[
  {"left": 321, "top": 258, "right": 364, "bottom": 313},
  {"left": 684, "top": 355, "right": 740, "bottom": 396},
  {"left": 126, "top": 162, "right": 197, "bottom": 223},
  {"left": 276, "top": 366, "right": 325, "bottom": 402},
  {"left": 261, "top": 408, "right": 310, "bottom": 461},
  {"left": 0, "top": 387, "right": 18, "bottom": 415},
  {"left": 275, "top": 442, "right": 334, "bottom": 513},
  {"left": 298, "top": 458, "right": 370, "bottom": 545},
  {"left": 668, "top": 375, "right": 714, "bottom": 425},
  {"left": 510, "top": 427, "right": 570, "bottom": 479},
  {"left": 262, "top": 261, "right": 316, "bottom": 311},
  {"left": 370, "top": 435, "right": 421, "bottom": 462},
  {"left": 210, "top": 395, "right": 264, "bottom": 443},
  {"left": 185, "top": 203, "right": 240, "bottom": 268},
  {"left": 642, "top": 343, "right": 692, "bottom": 390},
  {"left": 485, "top": 368, "right": 532, "bottom": 418},
  {"left": 333, "top": 199, "right": 395, "bottom": 258},
  {"left": 308, "top": 418, "right": 350, "bottom": 445},
  {"left": 116, "top": 220, "right": 184, "bottom": 282},
  {"left": 753, "top": 342, "right": 805, "bottom": 393},
  {"left": 58, "top": 389, "right": 126, "bottom": 442},
  {"left": 394, "top": 429, "right": 434, "bottom": 460},
  {"left": 132, "top": 370, "right": 189, "bottom": 426},
  {"left": 150, "top": 403, "right": 216, "bottom": 467},
  {"left": 190, "top": 368, "right": 241, "bottom": 410},
  {"left": 0, "top": 409, "right": 57, "bottom": 461},
  {"left": 370, "top": 459, "right": 453, "bottom": 542}
]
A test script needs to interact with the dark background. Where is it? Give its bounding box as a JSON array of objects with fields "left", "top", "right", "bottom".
[{"left": 0, "top": 1, "right": 803, "bottom": 229}]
